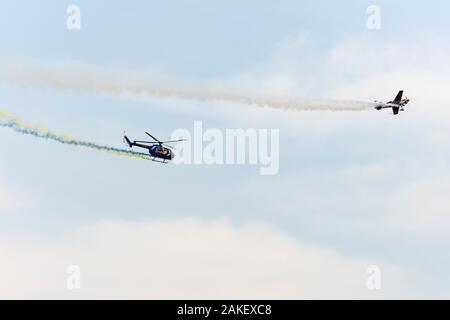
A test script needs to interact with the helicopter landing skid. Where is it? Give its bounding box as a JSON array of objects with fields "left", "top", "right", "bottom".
[{"left": 151, "top": 157, "right": 168, "bottom": 164}]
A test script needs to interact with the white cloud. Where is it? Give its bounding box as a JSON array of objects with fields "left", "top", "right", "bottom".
[
  {"left": 326, "top": 37, "right": 450, "bottom": 77},
  {"left": 0, "top": 218, "right": 419, "bottom": 299},
  {"left": 299, "top": 163, "right": 450, "bottom": 241},
  {"left": 384, "top": 177, "right": 450, "bottom": 234}
]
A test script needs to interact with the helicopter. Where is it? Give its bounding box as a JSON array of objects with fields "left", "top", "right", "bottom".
[{"left": 124, "top": 132, "right": 185, "bottom": 163}]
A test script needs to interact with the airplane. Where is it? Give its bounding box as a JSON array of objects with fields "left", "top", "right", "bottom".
[
  {"left": 374, "top": 90, "right": 411, "bottom": 115},
  {"left": 124, "top": 132, "right": 185, "bottom": 163}
]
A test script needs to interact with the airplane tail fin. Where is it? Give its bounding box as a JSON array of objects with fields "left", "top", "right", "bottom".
[{"left": 393, "top": 90, "right": 403, "bottom": 104}]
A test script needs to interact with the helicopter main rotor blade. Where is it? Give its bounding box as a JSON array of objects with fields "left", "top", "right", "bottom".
[
  {"left": 133, "top": 140, "right": 157, "bottom": 144},
  {"left": 159, "top": 139, "right": 186, "bottom": 144},
  {"left": 145, "top": 132, "right": 160, "bottom": 143}
]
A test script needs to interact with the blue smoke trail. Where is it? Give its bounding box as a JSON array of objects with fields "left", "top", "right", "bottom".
[{"left": 0, "top": 112, "right": 150, "bottom": 160}]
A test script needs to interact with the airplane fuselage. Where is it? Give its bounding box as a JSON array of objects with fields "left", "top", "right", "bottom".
[
  {"left": 374, "top": 102, "right": 404, "bottom": 110},
  {"left": 374, "top": 91, "right": 410, "bottom": 115}
]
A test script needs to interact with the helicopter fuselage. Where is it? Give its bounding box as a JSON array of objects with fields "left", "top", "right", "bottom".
[{"left": 149, "top": 145, "right": 174, "bottom": 160}]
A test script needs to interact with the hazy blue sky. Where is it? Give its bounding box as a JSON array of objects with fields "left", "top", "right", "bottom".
[{"left": 1, "top": 1, "right": 450, "bottom": 298}]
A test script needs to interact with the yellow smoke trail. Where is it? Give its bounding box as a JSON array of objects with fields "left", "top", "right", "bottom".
[{"left": 0, "top": 109, "right": 150, "bottom": 160}]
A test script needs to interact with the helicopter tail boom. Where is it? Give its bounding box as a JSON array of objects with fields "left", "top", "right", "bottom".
[{"left": 124, "top": 135, "right": 133, "bottom": 147}]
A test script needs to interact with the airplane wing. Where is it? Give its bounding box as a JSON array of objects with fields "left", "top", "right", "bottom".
[
  {"left": 392, "top": 106, "right": 400, "bottom": 115},
  {"left": 393, "top": 90, "right": 403, "bottom": 104}
]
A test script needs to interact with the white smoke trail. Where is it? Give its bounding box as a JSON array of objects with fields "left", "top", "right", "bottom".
[
  {"left": 0, "top": 110, "right": 149, "bottom": 160},
  {"left": 0, "top": 60, "right": 374, "bottom": 111}
]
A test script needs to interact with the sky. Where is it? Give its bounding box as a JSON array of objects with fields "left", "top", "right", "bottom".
[{"left": 1, "top": 1, "right": 450, "bottom": 299}]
